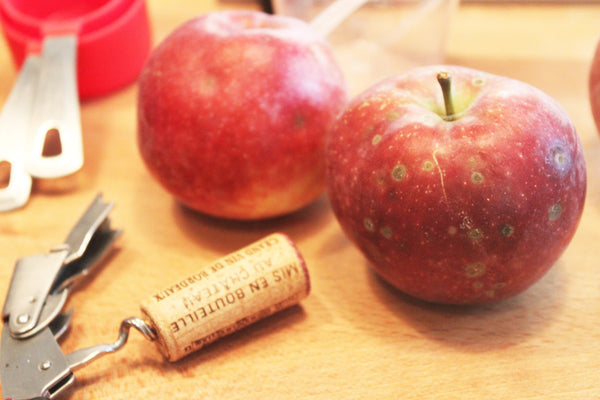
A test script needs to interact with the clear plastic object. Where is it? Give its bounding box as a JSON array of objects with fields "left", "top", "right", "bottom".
[{"left": 273, "top": 0, "right": 460, "bottom": 95}]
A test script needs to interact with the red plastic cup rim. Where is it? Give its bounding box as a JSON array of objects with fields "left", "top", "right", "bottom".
[
  {"left": 0, "top": 0, "right": 152, "bottom": 98},
  {"left": 0, "top": 0, "right": 135, "bottom": 42}
]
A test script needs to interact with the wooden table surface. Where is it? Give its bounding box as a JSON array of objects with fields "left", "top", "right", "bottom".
[{"left": 1, "top": 1, "right": 600, "bottom": 399}]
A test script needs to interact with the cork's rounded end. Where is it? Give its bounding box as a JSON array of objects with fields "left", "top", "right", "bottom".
[
  {"left": 139, "top": 309, "right": 174, "bottom": 361},
  {"left": 274, "top": 232, "right": 311, "bottom": 297}
]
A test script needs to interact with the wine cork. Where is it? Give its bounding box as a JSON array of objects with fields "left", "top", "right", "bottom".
[{"left": 140, "top": 233, "right": 310, "bottom": 362}]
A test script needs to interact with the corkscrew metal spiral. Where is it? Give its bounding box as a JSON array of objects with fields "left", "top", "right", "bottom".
[{"left": 66, "top": 318, "right": 157, "bottom": 371}]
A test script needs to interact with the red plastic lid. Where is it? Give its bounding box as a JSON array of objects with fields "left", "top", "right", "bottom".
[{"left": 0, "top": 0, "right": 152, "bottom": 98}]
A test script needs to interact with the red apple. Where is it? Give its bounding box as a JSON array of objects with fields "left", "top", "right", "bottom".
[
  {"left": 137, "top": 10, "right": 348, "bottom": 219},
  {"left": 589, "top": 40, "right": 600, "bottom": 133},
  {"left": 326, "top": 65, "right": 586, "bottom": 305}
]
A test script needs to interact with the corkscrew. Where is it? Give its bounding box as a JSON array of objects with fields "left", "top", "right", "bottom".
[{"left": 0, "top": 194, "right": 310, "bottom": 399}]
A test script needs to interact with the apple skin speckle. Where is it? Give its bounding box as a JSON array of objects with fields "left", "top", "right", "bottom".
[{"left": 326, "top": 65, "right": 586, "bottom": 305}]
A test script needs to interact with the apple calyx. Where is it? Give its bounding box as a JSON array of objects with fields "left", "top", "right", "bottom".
[{"left": 437, "top": 71, "right": 457, "bottom": 121}]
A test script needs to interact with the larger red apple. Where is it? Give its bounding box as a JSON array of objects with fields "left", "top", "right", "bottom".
[
  {"left": 326, "top": 65, "right": 586, "bottom": 305},
  {"left": 137, "top": 10, "right": 348, "bottom": 219}
]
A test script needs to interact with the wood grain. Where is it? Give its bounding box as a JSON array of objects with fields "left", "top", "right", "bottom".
[{"left": 1, "top": 1, "right": 599, "bottom": 399}]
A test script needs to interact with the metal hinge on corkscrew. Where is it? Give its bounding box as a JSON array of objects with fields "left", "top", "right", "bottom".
[{"left": 0, "top": 194, "right": 310, "bottom": 400}]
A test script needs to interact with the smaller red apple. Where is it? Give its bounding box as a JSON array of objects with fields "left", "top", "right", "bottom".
[
  {"left": 137, "top": 10, "right": 348, "bottom": 219},
  {"left": 589, "top": 39, "right": 600, "bottom": 133},
  {"left": 326, "top": 65, "right": 586, "bottom": 305}
]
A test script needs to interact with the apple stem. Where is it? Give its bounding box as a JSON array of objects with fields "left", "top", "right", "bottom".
[{"left": 437, "top": 72, "right": 456, "bottom": 121}]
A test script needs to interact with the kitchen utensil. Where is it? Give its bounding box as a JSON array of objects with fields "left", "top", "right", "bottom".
[
  {"left": 0, "top": 195, "right": 310, "bottom": 399},
  {"left": 0, "top": 0, "right": 151, "bottom": 211}
]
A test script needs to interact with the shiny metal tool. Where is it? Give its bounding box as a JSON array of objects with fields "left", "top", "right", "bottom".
[
  {"left": 0, "top": 195, "right": 311, "bottom": 399},
  {"left": 0, "top": 36, "right": 83, "bottom": 212},
  {"left": 0, "top": 194, "right": 154, "bottom": 400}
]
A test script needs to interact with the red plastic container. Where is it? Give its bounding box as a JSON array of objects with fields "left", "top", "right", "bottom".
[{"left": 0, "top": 0, "right": 151, "bottom": 99}]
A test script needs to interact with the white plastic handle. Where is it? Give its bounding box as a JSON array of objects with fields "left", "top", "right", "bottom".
[
  {"left": 0, "top": 56, "right": 39, "bottom": 211},
  {"left": 26, "top": 35, "right": 83, "bottom": 179}
]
